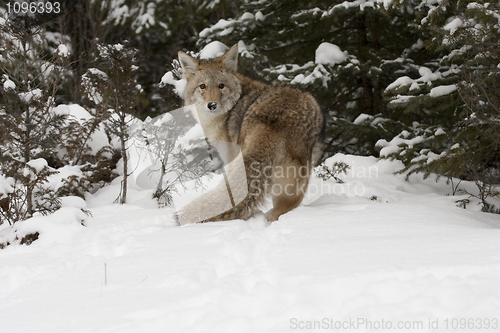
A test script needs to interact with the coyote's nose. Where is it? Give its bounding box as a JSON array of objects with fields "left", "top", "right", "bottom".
[{"left": 207, "top": 102, "right": 217, "bottom": 111}]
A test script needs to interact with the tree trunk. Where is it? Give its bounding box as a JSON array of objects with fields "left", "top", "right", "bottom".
[
  {"left": 155, "top": 161, "right": 166, "bottom": 196},
  {"left": 120, "top": 131, "right": 128, "bottom": 204},
  {"left": 22, "top": 39, "right": 33, "bottom": 218}
]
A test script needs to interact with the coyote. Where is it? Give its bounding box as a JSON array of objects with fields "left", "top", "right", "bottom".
[{"left": 176, "top": 44, "right": 324, "bottom": 225}]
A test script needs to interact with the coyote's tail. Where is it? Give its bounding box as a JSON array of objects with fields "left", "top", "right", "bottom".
[{"left": 176, "top": 155, "right": 269, "bottom": 225}]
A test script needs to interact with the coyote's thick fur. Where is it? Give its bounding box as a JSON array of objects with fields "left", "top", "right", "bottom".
[{"left": 176, "top": 44, "right": 324, "bottom": 225}]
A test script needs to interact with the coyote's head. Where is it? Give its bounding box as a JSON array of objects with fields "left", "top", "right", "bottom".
[{"left": 178, "top": 44, "right": 242, "bottom": 115}]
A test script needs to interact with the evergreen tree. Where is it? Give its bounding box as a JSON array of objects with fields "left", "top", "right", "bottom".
[
  {"left": 381, "top": 1, "right": 500, "bottom": 176},
  {"left": 0, "top": 16, "right": 69, "bottom": 222},
  {"left": 380, "top": 0, "right": 500, "bottom": 210},
  {"left": 82, "top": 42, "right": 143, "bottom": 204}
]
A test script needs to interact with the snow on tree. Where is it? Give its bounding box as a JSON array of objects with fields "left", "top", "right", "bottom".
[
  {"left": 0, "top": 15, "right": 70, "bottom": 223},
  {"left": 380, "top": 0, "right": 500, "bottom": 212}
]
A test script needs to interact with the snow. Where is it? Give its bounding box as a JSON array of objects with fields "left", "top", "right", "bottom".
[
  {"left": 25, "top": 158, "right": 48, "bottom": 174},
  {"left": 376, "top": 134, "right": 426, "bottom": 158},
  {"left": 429, "top": 84, "right": 457, "bottom": 97},
  {"left": 68, "top": 103, "right": 93, "bottom": 120},
  {"left": 0, "top": 207, "right": 87, "bottom": 248},
  {"left": 51, "top": 104, "right": 110, "bottom": 156},
  {"left": 18, "top": 88, "right": 43, "bottom": 103},
  {"left": 0, "top": 175, "right": 14, "bottom": 198},
  {"left": 386, "top": 66, "right": 452, "bottom": 104},
  {"left": 389, "top": 94, "right": 414, "bottom": 104},
  {"left": 199, "top": 41, "right": 229, "bottom": 60},
  {"left": 133, "top": 2, "right": 156, "bottom": 34},
  {"left": 444, "top": 17, "right": 464, "bottom": 34},
  {"left": 328, "top": 0, "right": 395, "bottom": 13},
  {"left": 160, "top": 71, "right": 186, "bottom": 97},
  {"left": 57, "top": 44, "right": 70, "bottom": 57},
  {"left": 1, "top": 153, "right": 499, "bottom": 332},
  {"left": 106, "top": 0, "right": 130, "bottom": 26},
  {"left": 418, "top": 66, "right": 441, "bottom": 82},
  {"left": 282, "top": 62, "right": 331, "bottom": 87},
  {"left": 88, "top": 68, "right": 108, "bottom": 79},
  {"left": 46, "top": 165, "right": 84, "bottom": 192},
  {"left": 60, "top": 196, "right": 88, "bottom": 210},
  {"left": 53, "top": 103, "right": 92, "bottom": 121},
  {"left": 199, "top": 19, "right": 233, "bottom": 38},
  {"left": 410, "top": 38, "right": 424, "bottom": 50},
  {"left": 237, "top": 40, "right": 255, "bottom": 58},
  {"left": 3, "top": 75, "right": 15, "bottom": 91},
  {"left": 240, "top": 12, "right": 254, "bottom": 20},
  {"left": 386, "top": 67, "right": 444, "bottom": 97},
  {"left": 291, "top": 73, "right": 306, "bottom": 85},
  {"left": 435, "top": 128, "right": 446, "bottom": 136},
  {"left": 315, "top": 42, "right": 347, "bottom": 66},
  {"left": 353, "top": 113, "right": 373, "bottom": 125},
  {"left": 82, "top": 69, "right": 108, "bottom": 104},
  {"left": 291, "top": 7, "right": 323, "bottom": 20},
  {"left": 385, "top": 76, "right": 413, "bottom": 91}
]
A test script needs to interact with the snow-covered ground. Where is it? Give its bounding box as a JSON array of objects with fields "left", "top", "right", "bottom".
[{"left": 1, "top": 154, "right": 499, "bottom": 333}]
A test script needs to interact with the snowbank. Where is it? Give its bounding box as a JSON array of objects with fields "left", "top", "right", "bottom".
[{"left": 0, "top": 154, "right": 499, "bottom": 332}]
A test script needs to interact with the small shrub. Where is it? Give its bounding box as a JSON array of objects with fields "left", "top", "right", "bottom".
[
  {"left": 20, "top": 232, "right": 39, "bottom": 246},
  {"left": 315, "top": 161, "right": 350, "bottom": 183}
]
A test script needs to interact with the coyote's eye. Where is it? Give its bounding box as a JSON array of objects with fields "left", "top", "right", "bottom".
[
  {"left": 200, "top": 84, "right": 206, "bottom": 89},
  {"left": 219, "top": 84, "right": 225, "bottom": 89}
]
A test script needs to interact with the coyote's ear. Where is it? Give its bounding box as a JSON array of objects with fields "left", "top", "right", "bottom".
[
  {"left": 178, "top": 51, "right": 199, "bottom": 80},
  {"left": 220, "top": 44, "right": 238, "bottom": 72}
]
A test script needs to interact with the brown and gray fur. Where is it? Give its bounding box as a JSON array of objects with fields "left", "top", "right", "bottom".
[{"left": 176, "top": 44, "right": 324, "bottom": 225}]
